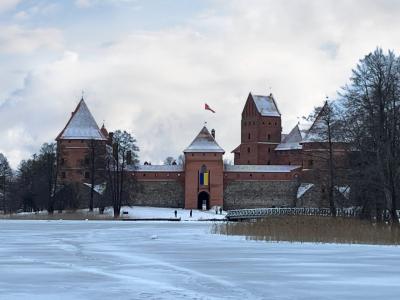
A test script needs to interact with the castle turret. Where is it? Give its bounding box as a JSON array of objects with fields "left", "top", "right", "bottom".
[{"left": 56, "top": 98, "right": 107, "bottom": 183}]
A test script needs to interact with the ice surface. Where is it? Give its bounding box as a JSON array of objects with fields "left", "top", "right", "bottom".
[{"left": 0, "top": 221, "right": 399, "bottom": 300}]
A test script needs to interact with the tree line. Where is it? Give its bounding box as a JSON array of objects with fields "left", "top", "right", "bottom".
[
  {"left": 302, "top": 48, "right": 400, "bottom": 223},
  {"left": 0, "top": 130, "right": 139, "bottom": 218}
]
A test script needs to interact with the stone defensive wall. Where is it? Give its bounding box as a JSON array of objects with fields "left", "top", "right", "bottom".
[
  {"left": 223, "top": 181, "right": 299, "bottom": 210},
  {"left": 129, "top": 165, "right": 185, "bottom": 208},
  {"left": 224, "top": 165, "right": 301, "bottom": 210},
  {"left": 223, "top": 165, "right": 301, "bottom": 210},
  {"left": 129, "top": 164, "right": 303, "bottom": 209}
]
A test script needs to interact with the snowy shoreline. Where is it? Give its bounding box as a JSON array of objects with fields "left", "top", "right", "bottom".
[{"left": 0, "top": 206, "right": 228, "bottom": 221}]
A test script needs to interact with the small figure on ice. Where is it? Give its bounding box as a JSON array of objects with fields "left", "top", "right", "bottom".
[
  {"left": 190, "top": 209, "right": 192, "bottom": 218},
  {"left": 174, "top": 210, "right": 177, "bottom": 218}
]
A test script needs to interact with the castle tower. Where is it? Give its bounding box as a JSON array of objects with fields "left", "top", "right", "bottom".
[
  {"left": 56, "top": 98, "right": 108, "bottom": 183},
  {"left": 183, "top": 126, "right": 225, "bottom": 209},
  {"left": 232, "top": 93, "right": 282, "bottom": 165}
]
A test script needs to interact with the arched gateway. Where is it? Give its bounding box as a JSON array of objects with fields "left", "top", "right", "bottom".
[{"left": 197, "top": 191, "right": 210, "bottom": 210}]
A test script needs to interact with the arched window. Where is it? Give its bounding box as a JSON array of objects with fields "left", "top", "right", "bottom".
[
  {"left": 248, "top": 133, "right": 251, "bottom": 140},
  {"left": 267, "top": 134, "right": 271, "bottom": 140},
  {"left": 247, "top": 147, "right": 250, "bottom": 153}
]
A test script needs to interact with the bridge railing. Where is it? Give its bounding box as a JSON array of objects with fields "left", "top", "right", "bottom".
[{"left": 226, "top": 207, "right": 365, "bottom": 220}]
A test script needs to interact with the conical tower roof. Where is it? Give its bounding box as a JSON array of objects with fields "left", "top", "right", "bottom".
[
  {"left": 56, "top": 98, "right": 107, "bottom": 141},
  {"left": 184, "top": 126, "right": 225, "bottom": 153}
]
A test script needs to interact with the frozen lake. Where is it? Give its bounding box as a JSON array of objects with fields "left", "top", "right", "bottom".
[{"left": 0, "top": 220, "right": 399, "bottom": 300}]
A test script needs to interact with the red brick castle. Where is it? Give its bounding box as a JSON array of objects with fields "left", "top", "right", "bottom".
[{"left": 57, "top": 92, "right": 348, "bottom": 210}]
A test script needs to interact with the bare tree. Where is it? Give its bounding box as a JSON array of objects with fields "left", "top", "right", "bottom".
[
  {"left": 106, "top": 130, "right": 139, "bottom": 218},
  {"left": 302, "top": 100, "right": 347, "bottom": 215},
  {"left": 177, "top": 154, "right": 185, "bottom": 166},
  {"left": 38, "top": 143, "right": 59, "bottom": 214},
  {"left": 87, "top": 140, "right": 107, "bottom": 212},
  {"left": 0, "top": 153, "right": 13, "bottom": 214},
  {"left": 163, "top": 156, "right": 176, "bottom": 165},
  {"left": 341, "top": 48, "right": 400, "bottom": 223}
]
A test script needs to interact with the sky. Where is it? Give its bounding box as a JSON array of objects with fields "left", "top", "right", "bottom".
[{"left": 1, "top": 0, "right": 400, "bottom": 168}]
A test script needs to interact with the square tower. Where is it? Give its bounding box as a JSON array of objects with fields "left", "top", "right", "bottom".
[
  {"left": 184, "top": 126, "right": 225, "bottom": 209},
  {"left": 56, "top": 98, "right": 108, "bottom": 184},
  {"left": 233, "top": 93, "right": 282, "bottom": 165}
]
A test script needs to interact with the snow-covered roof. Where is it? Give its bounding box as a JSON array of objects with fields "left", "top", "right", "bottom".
[
  {"left": 83, "top": 182, "right": 107, "bottom": 195},
  {"left": 231, "top": 145, "right": 240, "bottom": 153},
  {"left": 127, "top": 165, "right": 184, "bottom": 172},
  {"left": 302, "top": 100, "right": 344, "bottom": 143},
  {"left": 297, "top": 183, "right": 314, "bottom": 199},
  {"left": 276, "top": 121, "right": 311, "bottom": 151},
  {"left": 57, "top": 99, "right": 107, "bottom": 141},
  {"left": 224, "top": 165, "right": 301, "bottom": 173},
  {"left": 251, "top": 94, "right": 281, "bottom": 117},
  {"left": 276, "top": 125, "right": 303, "bottom": 151},
  {"left": 335, "top": 185, "right": 350, "bottom": 200},
  {"left": 184, "top": 126, "right": 225, "bottom": 153}
]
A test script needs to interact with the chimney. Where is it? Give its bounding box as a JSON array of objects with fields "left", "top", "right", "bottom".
[
  {"left": 126, "top": 150, "right": 132, "bottom": 165},
  {"left": 211, "top": 129, "right": 215, "bottom": 139}
]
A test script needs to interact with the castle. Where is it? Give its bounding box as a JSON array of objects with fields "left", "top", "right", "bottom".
[{"left": 56, "top": 92, "right": 349, "bottom": 210}]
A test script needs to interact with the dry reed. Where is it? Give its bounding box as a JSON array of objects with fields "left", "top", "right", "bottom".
[{"left": 212, "top": 216, "right": 400, "bottom": 245}]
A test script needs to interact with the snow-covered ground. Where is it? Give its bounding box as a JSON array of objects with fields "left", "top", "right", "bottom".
[
  {"left": 10, "top": 206, "right": 227, "bottom": 221},
  {"left": 0, "top": 221, "right": 399, "bottom": 300},
  {"left": 105, "top": 206, "right": 227, "bottom": 220}
]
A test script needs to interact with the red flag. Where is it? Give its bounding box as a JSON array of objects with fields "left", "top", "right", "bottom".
[{"left": 205, "top": 103, "right": 215, "bottom": 113}]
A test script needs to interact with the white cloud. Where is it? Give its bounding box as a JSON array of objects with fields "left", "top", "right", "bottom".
[
  {"left": 2, "top": 0, "right": 400, "bottom": 168},
  {"left": 0, "top": 25, "right": 63, "bottom": 54},
  {"left": 75, "top": 0, "right": 91, "bottom": 8},
  {"left": 0, "top": 0, "right": 20, "bottom": 13},
  {"left": 74, "top": 0, "right": 138, "bottom": 8}
]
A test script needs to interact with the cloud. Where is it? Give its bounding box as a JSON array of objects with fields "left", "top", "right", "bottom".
[
  {"left": 75, "top": 0, "right": 91, "bottom": 8},
  {"left": 0, "top": 25, "right": 63, "bottom": 54},
  {"left": 2, "top": 0, "right": 400, "bottom": 168},
  {"left": 0, "top": 0, "right": 20, "bottom": 13},
  {"left": 75, "top": 0, "right": 138, "bottom": 8}
]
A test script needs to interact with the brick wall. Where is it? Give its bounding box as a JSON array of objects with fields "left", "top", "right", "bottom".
[
  {"left": 223, "top": 180, "right": 299, "bottom": 210},
  {"left": 131, "top": 181, "right": 184, "bottom": 208}
]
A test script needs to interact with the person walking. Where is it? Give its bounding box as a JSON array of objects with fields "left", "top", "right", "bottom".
[
  {"left": 190, "top": 209, "right": 192, "bottom": 218},
  {"left": 174, "top": 210, "right": 177, "bottom": 218}
]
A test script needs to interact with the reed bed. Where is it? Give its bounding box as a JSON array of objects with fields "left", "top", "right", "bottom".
[{"left": 212, "top": 216, "right": 400, "bottom": 245}]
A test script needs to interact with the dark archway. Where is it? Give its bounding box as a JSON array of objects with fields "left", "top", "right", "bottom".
[{"left": 197, "top": 191, "right": 210, "bottom": 210}]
